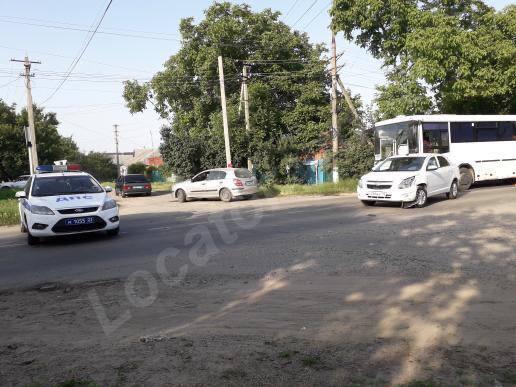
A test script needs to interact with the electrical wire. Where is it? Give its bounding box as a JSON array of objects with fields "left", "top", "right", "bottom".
[
  {"left": 0, "top": 77, "right": 19, "bottom": 88},
  {"left": 302, "top": 1, "right": 331, "bottom": 29},
  {"left": 283, "top": 0, "right": 301, "bottom": 19},
  {"left": 291, "top": 0, "right": 319, "bottom": 27},
  {"left": 40, "top": 0, "right": 114, "bottom": 104}
]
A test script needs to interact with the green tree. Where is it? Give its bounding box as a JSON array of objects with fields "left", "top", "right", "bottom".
[
  {"left": 74, "top": 152, "right": 118, "bottom": 182},
  {"left": 124, "top": 2, "right": 330, "bottom": 182},
  {"left": 0, "top": 99, "right": 79, "bottom": 181},
  {"left": 331, "top": 0, "right": 516, "bottom": 117},
  {"left": 127, "top": 162, "right": 147, "bottom": 174}
]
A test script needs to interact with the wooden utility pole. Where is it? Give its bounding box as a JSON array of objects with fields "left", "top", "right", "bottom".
[
  {"left": 336, "top": 75, "right": 361, "bottom": 125},
  {"left": 331, "top": 32, "right": 339, "bottom": 183},
  {"left": 113, "top": 124, "right": 120, "bottom": 177},
  {"left": 217, "top": 56, "right": 232, "bottom": 167},
  {"left": 242, "top": 65, "right": 252, "bottom": 170},
  {"left": 11, "top": 56, "right": 41, "bottom": 174}
]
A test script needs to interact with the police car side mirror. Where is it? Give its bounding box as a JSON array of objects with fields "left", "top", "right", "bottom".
[
  {"left": 15, "top": 191, "right": 26, "bottom": 198},
  {"left": 104, "top": 186, "right": 113, "bottom": 193}
]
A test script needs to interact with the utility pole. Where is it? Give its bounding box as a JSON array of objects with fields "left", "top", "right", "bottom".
[
  {"left": 113, "top": 124, "right": 120, "bottom": 177},
  {"left": 336, "top": 75, "right": 361, "bottom": 125},
  {"left": 217, "top": 56, "right": 232, "bottom": 167},
  {"left": 330, "top": 32, "right": 339, "bottom": 183},
  {"left": 11, "top": 56, "right": 41, "bottom": 174},
  {"left": 242, "top": 65, "right": 252, "bottom": 171},
  {"left": 149, "top": 129, "right": 155, "bottom": 149}
]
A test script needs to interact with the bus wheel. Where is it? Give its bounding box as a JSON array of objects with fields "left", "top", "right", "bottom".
[{"left": 459, "top": 167, "right": 473, "bottom": 191}]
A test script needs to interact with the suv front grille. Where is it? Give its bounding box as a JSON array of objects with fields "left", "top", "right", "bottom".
[
  {"left": 51, "top": 216, "right": 106, "bottom": 233},
  {"left": 58, "top": 207, "right": 98, "bottom": 215},
  {"left": 367, "top": 184, "right": 392, "bottom": 190}
]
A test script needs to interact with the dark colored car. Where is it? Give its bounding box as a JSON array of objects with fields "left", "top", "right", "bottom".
[{"left": 115, "top": 174, "right": 152, "bottom": 197}]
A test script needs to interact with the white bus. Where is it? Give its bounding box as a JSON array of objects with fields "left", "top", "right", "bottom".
[{"left": 373, "top": 115, "right": 516, "bottom": 190}]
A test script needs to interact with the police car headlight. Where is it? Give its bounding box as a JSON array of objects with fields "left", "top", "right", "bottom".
[
  {"left": 101, "top": 198, "right": 117, "bottom": 211},
  {"left": 398, "top": 176, "right": 415, "bottom": 189},
  {"left": 31, "top": 205, "right": 55, "bottom": 215},
  {"left": 358, "top": 178, "right": 364, "bottom": 189}
]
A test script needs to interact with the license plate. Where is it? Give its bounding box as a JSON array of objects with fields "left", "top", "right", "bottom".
[
  {"left": 245, "top": 181, "right": 255, "bottom": 186},
  {"left": 373, "top": 191, "right": 385, "bottom": 198},
  {"left": 64, "top": 217, "right": 96, "bottom": 226},
  {"left": 133, "top": 186, "right": 143, "bottom": 189}
]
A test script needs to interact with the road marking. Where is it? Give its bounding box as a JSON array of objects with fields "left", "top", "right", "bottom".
[{"left": 0, "top": 242, "right": 25, "bottom": 248}]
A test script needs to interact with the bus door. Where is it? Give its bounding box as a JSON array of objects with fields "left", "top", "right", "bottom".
[{"left": 380, "top": 138, "right": 395, "bottom": 159}]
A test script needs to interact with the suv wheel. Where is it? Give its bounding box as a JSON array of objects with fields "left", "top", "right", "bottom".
[
  {"left": 219, "top": 188, "right": 232, "bottom": 202},
  {"left": 415, "top": 186, "right": 427, "bottom": 208}
]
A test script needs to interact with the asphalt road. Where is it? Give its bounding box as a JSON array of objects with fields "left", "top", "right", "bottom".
[{"left": 0, "top": 183, "right": 514, "bottom": 291}]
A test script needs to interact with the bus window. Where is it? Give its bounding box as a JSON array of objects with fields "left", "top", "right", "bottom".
[
  {"left": 475, "top": 122, "right": 498, "bottom": 142},
  {"left": 422, "top": 123, "right": 449, "bottom": 153},
  {"left": 450, "top": 122, "right": 475, "bottom": 142}
]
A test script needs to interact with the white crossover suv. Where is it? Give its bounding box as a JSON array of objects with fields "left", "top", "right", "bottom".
[
  {"left": 172, "top": 168, "right": 258, "bottom": 202},
  {"left": 357, "top": 154, "right": 460, "bottom": 208},
  {"left": 16, "top": 171, "right": 119, "bottom": 245}
]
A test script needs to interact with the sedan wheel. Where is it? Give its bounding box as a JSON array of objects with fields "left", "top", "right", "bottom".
[
  {"left": 415, "top": 187, "right": 427, "bottom": 208},
  {"left": 446, "top": 180, "right": 459, "bottom": 200},
  {"left": 176, "top": 189, "right": 187, "bottom": 203},
  {"left": 219, "top": 188, "right": 232, "bottom": 202}
]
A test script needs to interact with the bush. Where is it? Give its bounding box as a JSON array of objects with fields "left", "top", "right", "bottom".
[
  {"left": 128, "top": 162, "right": 146, "bottom": 174},
  {"left": 337, "top": 132, "right": 375, "bottom": 178}
]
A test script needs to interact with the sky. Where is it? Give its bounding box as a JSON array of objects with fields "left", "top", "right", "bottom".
[{"left": 0, "top": 0, "right": 511, "bottom": 154}]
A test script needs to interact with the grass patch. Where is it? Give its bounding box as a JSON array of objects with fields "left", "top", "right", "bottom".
[
  {"left": 257, "top": 178, "right": 358, "bottom": 198},
  {"left": 301, "top": 355, "right": 321, "bottom": 367},
  {"left": 0, "top": 189, "right": 19, "bottom": 226}
]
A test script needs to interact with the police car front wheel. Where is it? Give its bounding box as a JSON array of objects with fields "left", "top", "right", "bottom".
[
  {"left": 107, "top": 227, "right": 119, "bottom": 236},
  {"left": 27, "top": 232, "right": 39, "bottom": 246}
]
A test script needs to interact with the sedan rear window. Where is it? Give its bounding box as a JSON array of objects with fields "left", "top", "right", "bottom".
[
  {"left": 124, "top": 175, "right": 148, "bottom": 183},
  {"left": 234, "top": 169, "right": 252, "bottom": 178}
]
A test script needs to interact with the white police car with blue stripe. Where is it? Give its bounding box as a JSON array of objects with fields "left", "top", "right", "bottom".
[{"left": 16, "top": 165, "right": 119, "bottom": 245}]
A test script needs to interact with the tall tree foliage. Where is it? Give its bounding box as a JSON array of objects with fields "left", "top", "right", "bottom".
[
  {"left": 123, "top": 2, "right": 331, "bottom": 181},
  {"left": 0, "top": 100, "right": 80, "bottom": 181},
  {"left": 331, "top": 0, "right": 516, "bottom": 118}
]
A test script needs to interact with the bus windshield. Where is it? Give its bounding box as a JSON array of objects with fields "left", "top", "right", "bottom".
[{"left": 373, "top": 157, "right": 426, "bottom": 172}]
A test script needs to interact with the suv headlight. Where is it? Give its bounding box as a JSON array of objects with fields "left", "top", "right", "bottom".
[
  {"left": 358, "top": 178, "right": 364, "bottom": 188},
  {"left": 398, "top": 176, "right": 415, "bottom": 189},
  {"left": 101, "top": 198, "right": 117, "bottom": 211},
  {"left": 31, "top": 205, "right": 55, "bottom": 215}
]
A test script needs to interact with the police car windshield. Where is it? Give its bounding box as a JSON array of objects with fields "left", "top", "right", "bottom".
[
  {"left": 373, "top": 157, "right": 426, "bottom": 172},
  {"left": 32, "top": 176, "right": 104, "bottom": 197}
]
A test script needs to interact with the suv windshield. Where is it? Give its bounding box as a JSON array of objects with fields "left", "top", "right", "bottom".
[
  {"left": 32, "top": 175, "right": 104, "bottom": 197},
  {"left": 373, "top": 157, "right": 426, "bottom": 172},
  {"left": 124, "top": 175, "right": 148, "bottom": 183}
]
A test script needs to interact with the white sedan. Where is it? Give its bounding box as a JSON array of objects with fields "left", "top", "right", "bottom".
[
  {"left": 1, "top": 175, "right": 30, "bottom": 190},
  {"left": 16, "top": 171, "right": 119, "bottom": 245},
  {"left": 357, "top": 154, "right": 460, "bottom": 208},
  {"left": 172, "top": 168, "right": 258, "bottom": 202}
]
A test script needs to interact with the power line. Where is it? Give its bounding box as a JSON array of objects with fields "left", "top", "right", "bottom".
[
  {"left": 292, "top": 0, "right": 319, "bottom": 27},
  {"left": 283, "top": 0, "right": 301, "bottom": 19},
  {"left": 0, "top": 77, "right": 20, "bottom": 88},
  {"left": 302, "top": 1, "right": 331, "bottom": 29},
  {"left": 40, "top": 0, "right": 114, "bottom": 104}
]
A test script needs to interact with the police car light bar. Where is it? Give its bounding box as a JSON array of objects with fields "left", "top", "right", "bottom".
[{"left": 35, "top": 164, "right": 81, "bottom": 173}]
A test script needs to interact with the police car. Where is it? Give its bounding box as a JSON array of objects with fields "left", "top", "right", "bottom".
[{"left": 15, "top": 164, "right": 120, "bottom": 245}]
